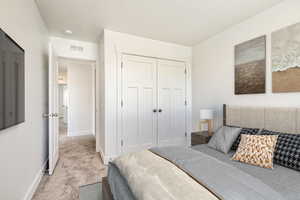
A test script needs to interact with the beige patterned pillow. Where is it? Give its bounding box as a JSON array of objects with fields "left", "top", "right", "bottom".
[{"left": 232, "top": 134, "right": 278, "bottom": 169}]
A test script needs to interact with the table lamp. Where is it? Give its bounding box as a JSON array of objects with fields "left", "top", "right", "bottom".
[{"left": 200, "top": 109, "right": 214, "bottom": 136}]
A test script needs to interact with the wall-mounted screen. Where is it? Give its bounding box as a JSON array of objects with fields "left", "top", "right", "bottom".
[{"left": 0, "top": 29, "right": 25, "bottom": 131}]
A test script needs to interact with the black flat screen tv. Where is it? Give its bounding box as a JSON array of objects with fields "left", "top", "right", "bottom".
[{"left": 0, "top": 29, "right": 25, "bottom": 131}]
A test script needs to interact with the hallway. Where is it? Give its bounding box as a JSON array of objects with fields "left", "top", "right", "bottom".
[{"left": 32, "top": 134, "right": 106, "bottom": 200}]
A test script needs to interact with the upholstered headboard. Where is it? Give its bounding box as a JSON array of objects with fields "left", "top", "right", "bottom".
[{"left": 223, "top": 104, "right": 300, "bottom": 134}]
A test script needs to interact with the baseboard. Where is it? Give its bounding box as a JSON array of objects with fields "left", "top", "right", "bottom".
[
  {"left": 107, "top": 155, "right": 117, "bottom": 163},
  {"left": 98, "top": 146, "right": 116, "bottom": 164},
  {"left": 23, "top": 159, "right": 48, "bottom": 200},
  {"left": 98, "top": 146, "right": 104, "bottom": 158},
  {"left": 68, "top": 130, "right": 93, "bottom": 137},
  {"left": 98, "top": 146, "right": 108, "bottom": 164}
]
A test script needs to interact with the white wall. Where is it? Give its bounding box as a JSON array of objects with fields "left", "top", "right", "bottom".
[
  {"left": 51, "top": 37, "right": 98, "bottom": 61},
  {"left": 100, "top": 30, "right": 192, "bottom": 163},
  {"left": 192, "top": 0, "right": 300, "bottom": 131},
  {"left": 0, "top": 1, "right": 48, "bottom": 200},
  {"left": 68, "top": 61, "right": 94, "bottom": 136}
]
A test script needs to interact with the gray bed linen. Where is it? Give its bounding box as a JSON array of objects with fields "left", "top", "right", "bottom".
[
  {"left": 107, "top": 162, "right": 136, "bottom": 200},
  {"left": 193, "top": 144, "right": 300, "bottom": 200},
  {"left": 107, "top": 145, "right": 300, "bottom": 200},
  {"left": 151, "top": 146, "right": 284, "bottom": 200}
]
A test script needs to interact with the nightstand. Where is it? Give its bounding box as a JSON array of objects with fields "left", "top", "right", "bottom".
[{"left": 191, "top": 131, "right": 212, "bottom": 146}]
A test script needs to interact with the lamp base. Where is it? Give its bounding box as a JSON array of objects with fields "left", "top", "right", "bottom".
[
  {"left": 207, "top": 120, "right": 213, "bottom": 136},
  {"left": 199, "top": 120, "right": 213, "bottom": 136}
]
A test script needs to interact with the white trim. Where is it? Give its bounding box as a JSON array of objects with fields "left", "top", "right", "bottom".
[
  {"left": 23, "top": 160, "right": 48, "bottom": 200},
  {"left": 99, "top": 148, "right": 108, "bottom": 164},
  {"left": 185, "top": 61, "right": 192, "bottom": 145},
  {"left": 98, "top": 146, "right": 116, "bottom": 164},
  {"left": 68, "top": 130, "right": 94, "bottom": 137},
  {"left": 98, "top": 146, "right": 105, "bottom": 159},
  {"left": 93, "top": 63, "right": 96, "bottom": 136}
]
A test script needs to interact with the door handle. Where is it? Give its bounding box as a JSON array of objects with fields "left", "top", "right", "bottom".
[
  {"left": 43, "top": 113, "right": 51, "bottom": 118},
  {"left": 43, "top": 113, "right": 59, "bottom": 118},
  {"left": 153, "top": 109, "right": 157, "bottom": 113},
  {"left": 158, "top": 109, "right": 162, "bottom": 113}
]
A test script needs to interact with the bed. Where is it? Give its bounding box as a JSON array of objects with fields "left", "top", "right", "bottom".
[{"left": 102, "top": 105, "right": 300, "bottom": 200}]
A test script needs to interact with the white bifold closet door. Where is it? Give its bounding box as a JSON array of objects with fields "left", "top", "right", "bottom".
[
  {"left": 121, "top": 55, "right": 186, "bottom": 154},
  {"left": 122, "top": 55, "right": 157, "bottom": 153},
  {"left": 157, "top": 60, "right": 186, "bottom": 146}
]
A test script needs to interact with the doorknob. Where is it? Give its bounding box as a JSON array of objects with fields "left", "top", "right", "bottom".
[
  {"left": 153, "top": 109, "right": 157, "bottom": 113},
  {"left": 43, "top": 113, "right": 51, "bottom": 118},
  {"left": 43, "top": 113, "right": 59, "bottom": 118},
  {"left": 158, "top": 109, "right": 162, "bottom": 113}
]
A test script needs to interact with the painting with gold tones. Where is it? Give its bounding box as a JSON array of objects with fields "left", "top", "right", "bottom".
[
  {"left": 272, "top": 22, "right": 300, "bottom": 93},
  {"left": 235, "top": 36, "right": 266, "bottom": 95}
]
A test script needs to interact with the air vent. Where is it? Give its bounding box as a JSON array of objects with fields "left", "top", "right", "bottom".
[{"left": 70, "top": 45, "right": 84, "bottom": 52}]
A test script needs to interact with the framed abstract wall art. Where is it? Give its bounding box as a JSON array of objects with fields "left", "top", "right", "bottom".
[
  {"left": 272, "top": 22, "right": 300, "bottom": 93},
  {"left": 234, "top": 36, "right": 266, "bottom": 95}
]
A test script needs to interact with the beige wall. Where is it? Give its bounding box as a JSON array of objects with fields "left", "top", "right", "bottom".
[
  {"left": 192, "top": 0, "right": 300, "bottom": 131},
  {"left": 0, "top": 0, "right": 48, "bottom": 199}
]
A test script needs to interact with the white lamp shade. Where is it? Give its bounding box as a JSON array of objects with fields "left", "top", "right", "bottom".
[{"left": 200, "top": 109, "right": 214, "bottom": 120}]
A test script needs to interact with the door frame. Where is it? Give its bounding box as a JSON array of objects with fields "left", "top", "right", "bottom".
[{"left": 117, "top": 52, "right": 192, "bottom": 155}]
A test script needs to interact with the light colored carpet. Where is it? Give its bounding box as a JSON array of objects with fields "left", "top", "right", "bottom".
[
  {"left": 32, "top": 135, "right": 107, "bottom": 200},
  {"left": 79, "top": 182, "right": 102, "bottom": 200}
]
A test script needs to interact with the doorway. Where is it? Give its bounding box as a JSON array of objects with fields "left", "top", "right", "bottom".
[
  {"left": 35, "top": 56, "right": 102, "bottom": 199},
  {"left": 48, "top": 44, "right": 99, "bottom": 175},
  {"left": 58, "top": 58, "right": 96, "bottom": 139}
]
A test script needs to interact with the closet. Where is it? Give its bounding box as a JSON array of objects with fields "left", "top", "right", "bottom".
[
  {"left": 121, "top": 55, "right": 187, "bottom": 154},
  {"left": 97, "top": 30, "right": 192, "bottom": 163}
]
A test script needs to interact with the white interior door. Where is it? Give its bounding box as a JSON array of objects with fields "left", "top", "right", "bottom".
[
  {"left": 48, "top": 43, "right": 59, "bottom": 175},
  {"left": 121, "top": 55, "right": 157, "bottom": 153},
  {"left": 157, "top": 60, "right": 186, "bottom": 146}
]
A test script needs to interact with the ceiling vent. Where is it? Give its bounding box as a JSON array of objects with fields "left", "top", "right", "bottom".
[{"left": 70, "top": 45, "right": 84, "bottom": 52}]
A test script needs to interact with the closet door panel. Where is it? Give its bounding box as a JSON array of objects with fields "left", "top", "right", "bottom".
[
  {"left": 140, "top": 88, "right": 155, "bottom": 144},
  {"left": 122, "top": 55, "right": 157, "bottom": 153},
  {"left": 173, "top": 89, "right": 186, "bottom": 139},
  {"left": 157, "top": 60, "right": 186, "bottom": 146},
  {"left": 157, "top": 88, "right": 172, "bottom": 142},
  {"left": 123, "top": 87, "right": 139, "bottom": 151}
]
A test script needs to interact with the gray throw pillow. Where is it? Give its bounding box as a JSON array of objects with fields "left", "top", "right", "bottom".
[{"left": 208, "top": 126, "right": 241, "bottom": 154}]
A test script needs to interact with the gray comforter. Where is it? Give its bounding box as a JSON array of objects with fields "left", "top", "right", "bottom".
[{"left": 108, "top": 145, "right": 300, "bottom": 200}]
